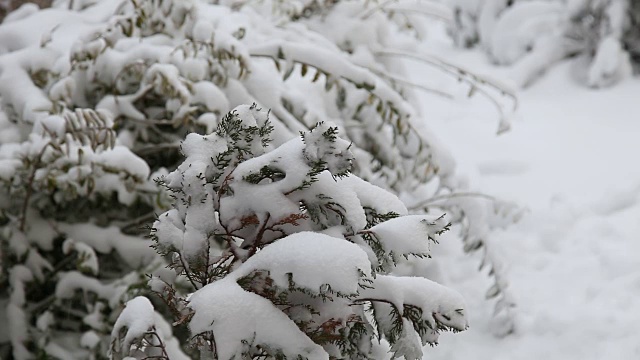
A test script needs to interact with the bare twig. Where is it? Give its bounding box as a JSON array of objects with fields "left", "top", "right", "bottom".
[
  {"left": 373, "top": 49, "right": 519, "bottom": 124},
  {"left": 178, "top": 253, "right": 200, "bottom": 290},
  {"left": 366, "top": 66, "right": 454, "bottom": 99}
]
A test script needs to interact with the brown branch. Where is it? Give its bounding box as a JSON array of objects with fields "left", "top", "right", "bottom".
[
  {"left": 247, "top": 213, "right": 271, "bottom": 258},
  {"left": 203, "top": 239, "right": 211, "bottom": 287},
  {"left": 177, "top": 253, "right": 200, "bottom": 290},
  {"left": 145, "top": 328, "right": 169, "bottom": 360}
]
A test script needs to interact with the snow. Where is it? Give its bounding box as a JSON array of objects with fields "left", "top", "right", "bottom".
[
  {"left": 8, "top": 265, "right": 32, "bottom": 307},
  {"left": 111, "top": 296, "right": 156, "bottom": 356},
  {"left": 214, "top": 121, "right": 366, "bottom": 233},
  {"left": 368, "top": 215, "right": 448, "bottom": 258},
  {"left": 188, "top": 278, "right": 329, "bottom": 360},
  {"left": 83, "top": 302, "right": 106, "bottom": 331},
  {"left": 63, "top": 239, "right": 99, "bottom": 275},
  {"left": 7, "top": 302, "right": 30, "bottom": 360},
  {"left": 80, "top": 330, "right": 101, "bottom": 349},
  {"left": 416, "top": 24, "right": 640, "bottom": 360},
  {"left": 92, "top": 146, "right": 150, "bottom": 181},
  {"left": 24, "top": 249, "right": 53, "bottom": 281},
  {"left": 192, "top": 19, "right": 214, "bottom": 43},
  {"left": 152, "top": 208, "right": 186, "bottom": 253},
  {"left": 302, "top": 121, "right": 354, "bottom": 176},
  {"left": 488, "top": 1, "right": 562, "bottom": 65},
  {"left": 58, "top": 223, "right": 156, "bottom": 268},
  {"left": 587, "top": 35, "right": 631, "bottom": 88},
  {"left": 338, "top": 175, "right": 409, "bottom": 216},
  {"left": 235, "top": 232, "right": 372, "bottom": 294},
  {"left": 35, "top": 311, "right": 54, "bottom": 331},
  {"left": 55, "top": 271, "right": 127, "bottom": 308},
  {"left": 191, "top": 81, "right": 230, "bottom": 115}
]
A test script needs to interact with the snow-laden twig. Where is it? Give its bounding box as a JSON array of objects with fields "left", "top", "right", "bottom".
[{"left": 373, "top": 48, "right": 518, "bottom": 133}]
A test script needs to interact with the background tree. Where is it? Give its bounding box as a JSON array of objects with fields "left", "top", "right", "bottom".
[{"left": 448, "top": 0, "right": 640, "bottom": 88}]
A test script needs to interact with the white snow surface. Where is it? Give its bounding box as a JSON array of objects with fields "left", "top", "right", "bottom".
[
  {"left": 235, "top": 232, "right": 372, "bottom": 294},
  {"left": 58, "top": 223, "right": 156, "bottom": 268},
  {"left": 368, "top": 215, "right": 448, "bottom": 257},
  {"left": 111, "top": 296, "right": 156, "bottom": 354},
  {"left": 338, "top": 175, "right": 409, "bottom": 216},
  {"left": 416, "top": 25, "right": 640, "bottom": 360},
  {"left": 189, "top": 278, "right": 329, "bottom": 360}
]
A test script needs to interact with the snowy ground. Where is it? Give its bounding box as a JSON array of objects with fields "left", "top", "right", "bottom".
[{"left": 415, "top": 30, "right": 640, "bottom": 360}]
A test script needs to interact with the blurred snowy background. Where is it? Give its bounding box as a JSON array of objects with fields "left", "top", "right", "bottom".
[
  {"left": 419, "top": 29, "right": 640, "bottom": 360},
  {"left": 417, "top": 1, "right": 640, "bottom": 358}
]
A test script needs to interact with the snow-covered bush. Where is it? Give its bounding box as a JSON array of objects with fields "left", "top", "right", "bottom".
[
  {"left": 0, "top": 0, "right": 52, "bottom": 21},
  {"left": 0, "top": 0, "right": 514, "bottom": 358},
  {"left": 110, "top": 105, "right": 468, "bottom": 359},
  {"left": 448, "top": 0, "right": 639, "bottom": 87}
]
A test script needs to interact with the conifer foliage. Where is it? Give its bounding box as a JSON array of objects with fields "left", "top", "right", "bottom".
[{"left": 111, "top": 104, "right": 468, "bottom": 359}]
